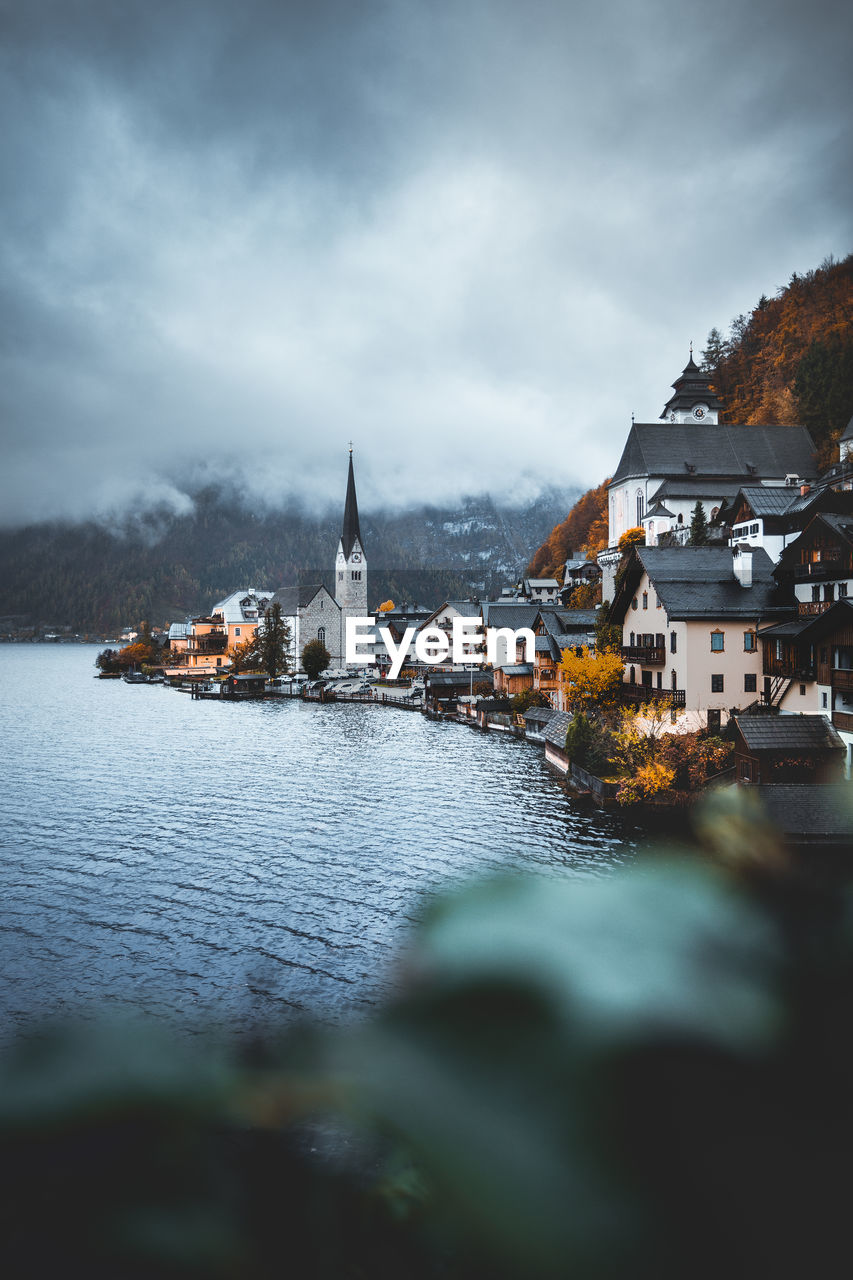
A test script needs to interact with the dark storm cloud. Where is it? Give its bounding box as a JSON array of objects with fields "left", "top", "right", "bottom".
[{"left": 0, "top": 0, "right": 850, "bottom": 525}]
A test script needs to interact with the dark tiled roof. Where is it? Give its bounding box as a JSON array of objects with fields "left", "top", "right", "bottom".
[
  {"left": 502, "top": 663, "right": 534, "bottom": 676},
  {"left": 611, "top": 424, "right": 817, "bottom": 486},
  {"left": 273, "top": 584, "right": 333, "bottom": 612},
  {"left": 523, "top": 706, "right": 556, "bottom": 723},
  {"left": 734, "top": 715, "right": 845, "bottom": 753},
  {"left": 645, "top": 500, "right": 675, "bottom": 518},
  {"left": 655, "top": 479, "right": 752, "bottom": 500},
  {"left": 732, "top": 485, "right": 800, "bottom": 518},
  {"left": 635, "top": 547, "right": 791, "bottom": 620},
  {"left": 544, "top": 711, "right": 572, "bottom": 747},
  {"left": 483, "top": 604, "right": 539, "bottom": 631},
  {"left": 755, "top": 784, "right": 853, "bottom": 841}
]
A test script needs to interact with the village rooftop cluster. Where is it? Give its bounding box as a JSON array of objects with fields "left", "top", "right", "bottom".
[{"left": 106, "top": 356, "right": 853, "bottom": 837}]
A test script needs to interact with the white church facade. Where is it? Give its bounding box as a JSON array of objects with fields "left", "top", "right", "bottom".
[
  {"left": 598, "top": 353, "right": 819, "bottom": 599},
  {"left": 273, "top": 450, "right": 368, "bottom": 670}
]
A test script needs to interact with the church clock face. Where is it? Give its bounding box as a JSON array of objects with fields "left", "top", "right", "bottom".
[
  {"left": 351, "top": 552, "right": 362, "bottom": 563},
  {"left": 692, "top": 404, "right": 708, "bottom": 421}
]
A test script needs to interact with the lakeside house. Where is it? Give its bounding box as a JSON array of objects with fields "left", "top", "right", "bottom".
[
  {"left": 608, "top": 545, "right": 792, "bottom": 732},
  {"left": 732, "top": 714, "right": 846, "bottom": 785},
  {"left": 165, "top": 588, "right": 273, "bottom": 678}
]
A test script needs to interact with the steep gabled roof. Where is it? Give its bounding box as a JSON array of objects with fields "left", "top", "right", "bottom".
[
  {"left": 610, "top": 546, "right": 793, "bottom": 623},
  {"left": 611, "top": 424, "right": 817, "bottom": 487}
]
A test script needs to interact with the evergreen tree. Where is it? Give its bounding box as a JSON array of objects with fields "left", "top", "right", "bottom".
[
  {"left": 257, "top": 603, "right": 291, "bottom": 679},
  {"left": 689, "top": 501, "right": 709, "bottom": 546},
  {"left": 302, "top": 638, "right": 330, "bottom": 680},
  {"left": 700, "top": 326, "right": 726, "bottom": 374}
]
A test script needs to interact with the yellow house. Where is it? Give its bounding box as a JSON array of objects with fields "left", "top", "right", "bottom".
[{"left": 165, "top": 588, "right": 273, "bottom": 678}]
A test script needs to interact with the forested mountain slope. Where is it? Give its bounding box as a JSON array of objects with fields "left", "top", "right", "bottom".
[{"left": 0, "top": 486, "right": 577, "bottom": 634}]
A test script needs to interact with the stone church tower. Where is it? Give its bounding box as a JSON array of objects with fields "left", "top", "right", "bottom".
[{"left": 335, "top": 449, "right": 367, "bottom": 648}]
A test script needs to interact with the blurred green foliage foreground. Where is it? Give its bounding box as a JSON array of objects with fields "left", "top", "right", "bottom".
[{"left": 3, "top": 791, "right": 853, "bottom": 1279}]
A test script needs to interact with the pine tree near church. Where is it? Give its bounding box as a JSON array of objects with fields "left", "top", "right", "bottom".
[
  {"left": 689, "top": 501, "right": 709, "bottom": 546},
  {"left": 257, "top": 603, "right": 291, "bottom": 679}
]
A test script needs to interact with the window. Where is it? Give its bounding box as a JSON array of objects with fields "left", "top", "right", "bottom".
[
  {"left": 642, "top": 592, "right": 648, "bottom": 610},
  {"left": 318, "top": 627, "right": 325, "bottom": 644},
  {"left": 744, "top": 673, "right": 757, "bottom": 693},
  {"left": 840, "top": 583, "right": 849, "bottom": 597},
  {"left": 710, "top": 631, "right": 725, "bottom": 652},
  {"left": 822, "top": 691, "right": 828, "bottom": 709},
  {"left": 629, "top": 631, "right": 635, "bottom": 646},
  {"left": 707, "top": 709, "right": 721, "bottom": 733},
  {"left": 642, "top": 670, "right": 652, "bottom": 688},
  {"left": 670, "top": 631, "right": 677, "bottom": 654},
  {"left": 351, "top": 570, "right": 361, "bottom": 581},
  {"left": 711, "top": 674, "right": 724, "bottom": 693},
  {"left": 800, "top": 684, "right": 806, "bottom": 696},
  {"left": 656, "top": 672, "right": 662, "bottom": 689},
  {"left": 216, "top": 658, "right": 222, "bottom": 667},
  {"left": 235, "top": 627, "right": 241, "bottom": 636},
  {"left": 338, "top": 571, "right": 343, "bottom": 581},
  {"left": 743, "top": 631, "right": 756, "bottom": 651},
  {"left": 632, "top": 598, "right": 638, "bottom": 610},
  {"left": 740, "top": 760, "right": 753, "bottom": 782},
  {"left": 775, "top": 639, "right": 783, "bottom": 661},
  {"left": 636, "top": 490, "right": 644, "bottom": 525}
]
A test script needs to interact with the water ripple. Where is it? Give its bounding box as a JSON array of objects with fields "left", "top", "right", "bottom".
[{"left": 0, "top": 645, "right": 644, "bottom": 1041}]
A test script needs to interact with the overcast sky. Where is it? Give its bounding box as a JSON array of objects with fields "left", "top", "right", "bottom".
[{"left": 1, "top": 0, "right": 850, "bottom": 527}]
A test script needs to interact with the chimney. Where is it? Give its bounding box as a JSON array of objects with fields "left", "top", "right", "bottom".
[
  {"left": 800, "top": 483, "right": 810, "bottom": 497},
  {"left": 733, "top": 545, "right": 753, "bottom": 588}
]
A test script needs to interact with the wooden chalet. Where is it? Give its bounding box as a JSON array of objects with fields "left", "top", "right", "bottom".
[{"left": 732, "top": 714, "right": 845, "bottom": 785}]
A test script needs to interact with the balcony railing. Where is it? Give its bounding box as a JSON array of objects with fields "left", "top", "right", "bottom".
[
  {"left": 832, "top": 668, "right": 853, "bottom": 693},
  {"left": 792, "top": 561, "right": 845, "bottom": 582},
  {"left": 188, "top": 632, "right": 228, "bottom": 655},
  {"left": 832, "top": 710, "right": 853, "bottom": 733},
  {"left": 620, "top": 684, "right": 686, "bottom": 707},
  {"left": 621, "top": 645, "right": 665, "bottom": 665},
  {"left": 798, "top": 601, "right": 832, "bottom": 617}
]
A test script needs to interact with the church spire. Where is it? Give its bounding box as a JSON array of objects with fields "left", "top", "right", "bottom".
[{"left": 341, "top": 448, "right": 362, "bottom": 560}]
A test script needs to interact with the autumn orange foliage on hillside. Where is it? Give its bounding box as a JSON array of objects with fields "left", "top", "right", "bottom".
[
  {"left": 707, "top": 253, "right": 853, "bottom": 464},
  {"left": 527, "top": 480, "right": 609, "bottom": 579}
]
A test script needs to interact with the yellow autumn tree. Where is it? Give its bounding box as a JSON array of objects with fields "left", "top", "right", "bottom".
[
  {"left": 378, "top": 600, "right": 395, "bottom": 612},
  {"left": 559, "top": 645, "right": 624, "bottom": 714}
]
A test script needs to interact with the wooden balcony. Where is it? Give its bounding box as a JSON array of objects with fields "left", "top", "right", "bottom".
[
  {"left": 832, "top": 669, "right": 853, "bottom": 694},
  {"left": 620, "top": 684, "right": 686, "bottom": 707},
  {"left": 188, "top": 631, "right": 228, "bottom": 655},
  {"left": 832, "top": 710, "right": 853, "bottom": 733},
  {"left": 798, "top": 602, "right": 831, "bottom": 617},
  {"left": 792, "top": 560, "right": 843, "bottom": 582},
  {"left": 621, "top": 645, "right": 665, "bottom": 665}
]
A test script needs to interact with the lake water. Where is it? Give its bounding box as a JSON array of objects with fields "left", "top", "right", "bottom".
[{"left": 0, "top": 646, "right": 645, "bottom": 1043}]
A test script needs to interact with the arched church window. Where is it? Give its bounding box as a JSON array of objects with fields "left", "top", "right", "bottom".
[
  {"left": 677, "top": 512, "right": 684, "bottom": 525},
  {"left": 636, "top": 490, "right": 644, "bottom": 525},
  {"left": 318, "top": 627, "right": 325, "bottom": 644}
]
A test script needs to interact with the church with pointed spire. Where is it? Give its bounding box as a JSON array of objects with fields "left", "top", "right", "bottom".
[
  {"left": 335, "top": 448, "right": 368, "bottom": 624},
  {"left": 272, "top": 450, "right": 368, "bottom": 670}
]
